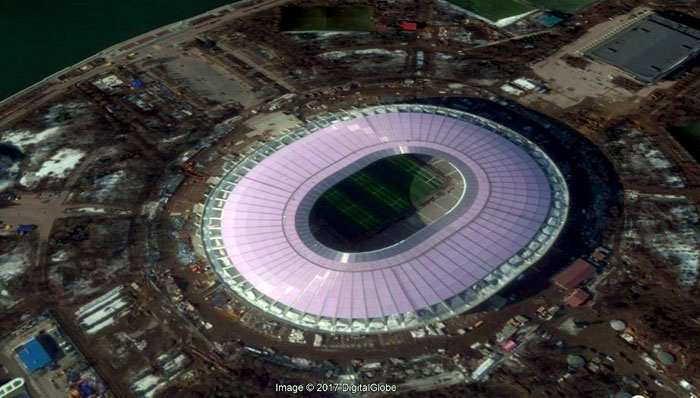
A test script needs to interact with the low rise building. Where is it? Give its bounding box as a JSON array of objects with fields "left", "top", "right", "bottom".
[
  {"left": 552, "top": 259, "right": 597, "bottom": 290},
  {"left": 15, "top": 337, "right": 54, "bottom": 373},
  {"left": 564, "top": 288, "right": 591, "bottom": 307}
]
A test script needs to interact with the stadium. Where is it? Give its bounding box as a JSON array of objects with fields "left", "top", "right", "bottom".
[{"left": 199, "top": 104, "right": 569, "bottom": 334}]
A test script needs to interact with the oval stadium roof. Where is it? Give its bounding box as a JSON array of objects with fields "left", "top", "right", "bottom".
[{"left": 200, "top": 104, "right": 568, "bottom": 333}]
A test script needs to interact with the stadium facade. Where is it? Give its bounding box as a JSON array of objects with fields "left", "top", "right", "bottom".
[{"left": 199, "top": 104, "right": 569, "bottom": 333}]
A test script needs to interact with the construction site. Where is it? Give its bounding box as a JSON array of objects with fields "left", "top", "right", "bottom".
[{"left": 1, "top": 0, "right": 699, "bottom": 397}]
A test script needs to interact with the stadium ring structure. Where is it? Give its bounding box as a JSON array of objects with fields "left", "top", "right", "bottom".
[{"left": 198, "top": 104, "right": 569, "bottom": 334}]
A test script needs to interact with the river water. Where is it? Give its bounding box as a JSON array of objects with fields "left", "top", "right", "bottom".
[{"left": 0, "top": 0, "right": 232, "bottom": 101}]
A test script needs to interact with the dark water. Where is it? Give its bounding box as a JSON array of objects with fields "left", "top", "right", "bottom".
[
  {"left": 668, "top": 124, "right": 700, "bottom": 163},
  {"left": 0, "top": 0, "right": 232, "bottom": 101}
]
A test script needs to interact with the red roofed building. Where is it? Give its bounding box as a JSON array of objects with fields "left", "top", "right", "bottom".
[
  {"left": 501, "top": 339, "right": 518, "bottom": 352},
  {"left": 552, "top": 259, "right": 597, "bottom": 290},
  {"left": 564, "top": 288, "right": 591, "bottom": 307},
  {"left": 399, "top": 21, "right": 418, "bottom": 31}
]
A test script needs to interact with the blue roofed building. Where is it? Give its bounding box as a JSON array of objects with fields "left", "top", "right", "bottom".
[
  {"left": 15, "top": 337, "right": 53, "bottom": 373},
  {"left": 536, "top": 13, "right": 565, "bottom": 27}
]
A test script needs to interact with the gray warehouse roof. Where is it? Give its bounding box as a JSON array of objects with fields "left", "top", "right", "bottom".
[{"left": 586, "top": 13, "right": 700, "bottom": 83}]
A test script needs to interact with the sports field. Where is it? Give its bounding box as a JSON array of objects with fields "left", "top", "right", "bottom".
[
  {"left": 528, "top": 0, "right": 595, "bottom": 12},
  {"left": 313, "top": 155, "right": 446, "bottom": 236},
  {"left": 446, "top": 0, "right": 533, "bottom": 23},
  {"left": 279, "top": 6, "right": 374, "bottom": 32}
]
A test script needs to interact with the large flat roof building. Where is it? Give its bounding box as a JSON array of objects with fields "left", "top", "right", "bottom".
[
  {"left": 553, "top": 258, "right": 596, "bottom": 290},
  {"left": 586, "top": 13, "right": 700, "bottom": 83}
]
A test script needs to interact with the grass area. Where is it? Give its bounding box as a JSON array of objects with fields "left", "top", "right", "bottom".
[
  {"left": 446, "top": 0, "right": 533, "bottom": 22},
  {"left": 279, "top": 6, "right": 373, "bottom": 32},
  {"left": 321, "top": 188, "right": 380, "bottom": 231},
  {"left": 350, "top": 171, "right": 411, "bottom": 213},
  {"left": 528, "top": 0, "right": 596, "bottom": 13},
  {"left": 668, "top": 123, "right": 700, "bottom": 163},
  {"left": 385, "top": 156, "right": 444, "bottom": 204},
  {"left": 315, "top": 155, "right": 445, "bottom": 233}
]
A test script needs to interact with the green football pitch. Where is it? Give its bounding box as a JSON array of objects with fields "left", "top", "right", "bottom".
[
  {"left": 279, "top": 6, "right": 374, "bottom": 32},
  {"left": 528, "top": 0, "right": 596, "bottom": 13},
  {"left": 315, "top": 155, "right": 446, "bottom": 234},
  {"left": 446, "top": 0, "right": 533, "bottom": 22}
]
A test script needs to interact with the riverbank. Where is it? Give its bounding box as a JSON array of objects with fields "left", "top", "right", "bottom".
[{"left": 0, "top": 0, "right": 233, "bottom": 102}]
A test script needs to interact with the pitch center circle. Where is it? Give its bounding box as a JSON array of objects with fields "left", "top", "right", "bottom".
[{"left": 307, "top": 153, "right": 466, "bottom": 253}]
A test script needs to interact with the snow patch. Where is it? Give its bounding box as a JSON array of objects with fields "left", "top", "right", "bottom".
[
  {"left": 85, "top": 316, "right": 117, "bottom": 334},
  {"left": 50, "top": 250, "right": 68, "bottom": 263},
  {"left": 91, "top": 170, "right": 124, "bottom": 201},
  {"left": 0, "top": 247, "right": 31, "bottom": 283},
  {"left": 132, "top": 374, "right": 165, "bottom": 397},
  {"left": 501, "top": 84, "right": 524, "bottom": 96},
  {"left": 609, "top": 130, "right": 686, "bottom": 188},
  {"left": 161, "top": 133, "right": 188, "bottom": 144},
  {"left": 0, "top": 127, "right": 62, "bottom": 151},
  {"left": 75, "top": 286, "right": 123, "bottom": 318},
  {"left": 70, "top": 207, "right": 107, "bottom": 214},
  {"left": 82, "top": 298, "right": 130, "bottom": 328},
  {"left": 141, "top": 200, "right": 164, "bottom": 220},
  {"left": 19, "top": 148, "right": 85, "bottom": 188},
  {"left": 623, "top": 192, "right": 699, "bottom": 286},
  {"left": 75, "top": 285, "right": 133, "bottom": 334},
  {"left": 0, "top": 160, "right": 18, "bottom": 193},
  {"left": 438, "top": 0, "right": 534, "bottom": 27},
  {"left": 319, "top": 48, "right": 407, "bottom": 60}
]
